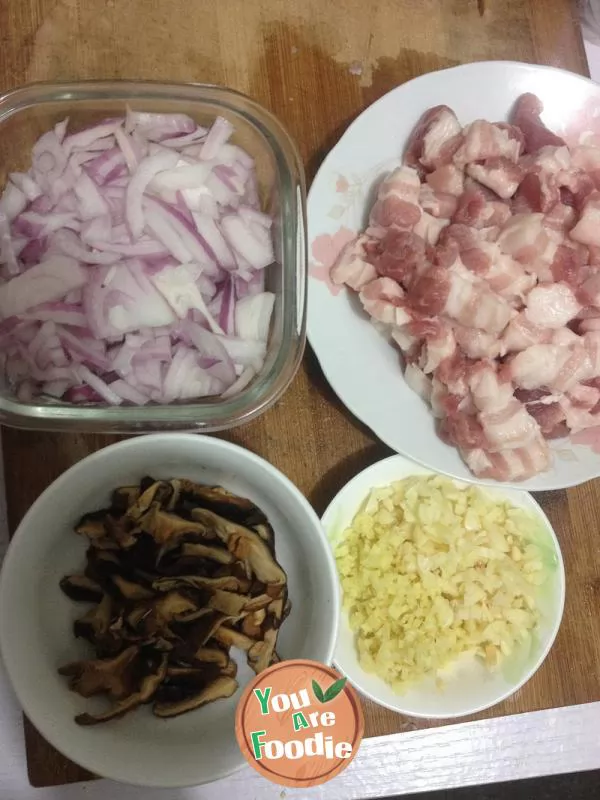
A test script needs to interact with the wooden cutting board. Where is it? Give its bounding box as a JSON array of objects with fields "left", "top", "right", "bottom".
[{"left": 0, "top": 0, "right": 592, "bottom": 787}]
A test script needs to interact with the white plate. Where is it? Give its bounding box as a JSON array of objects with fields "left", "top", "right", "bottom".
[
  {"left": 0, "top": 434, "right": 339, "bottom": 788},
  {"left": 322, "top": 454, "right": 565, "bottom": 719},
  {"left": 307, "top": 60, "right": 600, "bottom": 491}
]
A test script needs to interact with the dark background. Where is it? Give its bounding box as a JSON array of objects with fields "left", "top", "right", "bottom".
[{"left": 397, "top": 770, "right": 600, "bottom": 799}]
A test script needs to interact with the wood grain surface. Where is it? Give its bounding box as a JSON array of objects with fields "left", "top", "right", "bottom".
[{"left": 0, "top": 0, "right": 591, "bottom": 788}]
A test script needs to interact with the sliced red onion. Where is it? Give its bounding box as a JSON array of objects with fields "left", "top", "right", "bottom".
[
  {"left": 9, "top": 173, "right": 43, "bottom": 202},
  {"left": 24, "top": 302, "right": 87, "bottom": 327},
  {"left": 143, "top": 197, "right": 218, "bottom": 273},
  {"left": 83, "top": 261, "right": 176, "bottom": 339},
  {"left": 0, "top": 212, "right": 20, "bottom": 275},
  {"left": 73, "top": 169, "right": 112, "bottom": 220},
  {"left": 0, "top": 183, "right": 28, "bottom": 221},
  {"left": 111, "top": 337, "right": 137, "bottom": 375},
  {"left": 49, "top": 228, "right": 120, "bottom": 265},
  {"left": 241, "top": 173, "right": 260, "bottom": 208},
  {"left": 57, "top": 326, "right": 110, "bottom": 371},
  {"left": 216, "top": 335, "right": 266, "bottom": 371},
  {"left": 114, "top": 127, "right": 142, "bottom": 173},
  {"left": 0, "top": 113, "right": 275, "bottom": 405},
  {"left": 74, "top": 364, "right": 123, "bottom": 404},
  {"left": 221, "top": 214, "right": 274, "bottom": 269},
  {"left": 32, "top": 130, "right": 68, "bottom": 188},
  {"left": 181, "top": 319, "right": 236, "bottom": 385},
  {"left": 126, "top": 110, "right": 196, "bottom": 141},
  {"left": 204, "top": 170, "right": 239, "bottom": 207},
  {"left": 219, "top": 144, "right": 254, "bottom": 170},
  {"left": 15, "top": 211, "right": 80, "bottom": 239},
  {"left": 160, "top": 127, "right": 208, "bottom": 148},
  {"left": 148, "top": 162, "right": 212, "bottom": 192},
  {"left": 133, "top": 359, "right": 162, "bottom": 392},
  {"left": 234, "top": 292, "right": 275, "bottom": 341},
  {"left": 192, "top": 214, "right": 236, "bottom": 269},
  {"left": 239, "top": 206, "right": 272, "bottom": 230},
  {"left": 80, "top": 215, "right": 112, "bottom": 244},
  {"left": 0, "top": 256, "right": 86, "bottom": 319},
  {"left": 64, "top": 121, "right": 121, "bottom": 152},
  {"left": 42, "top": 378, "right": 71, "bottom": 398},
  {"left": 234, "top": 269, "right": 265, "bottom": 298},
  {"left": 64, "top": 384, "right": 102, "bottom": 403},
  {"left": 200, "top": 117, "right": 234, "bottom": 161},
  {"left": 126, "top": 149, "right": 180, "bottom": 238},
  {"left": 85, "top": 148, "right": 127, "bottom": 185},
  {"left": 54, "top": 118, "right": 69, "bottom": 144},
  {"left": 184, "top": 190, "right": 219, "bottom": 218},
  {"left": 89, "top": 238, "right": 170, "bottom": 258},
  {"left": 148, "top": 261, "right": 223, "bottom": 332},
  {"left": 215, "top": 279, "right": 236, "bottom": 336},
  {"left": 143, "top": 202, "right": 193, "bottom": 263},
  {"left": 109, "top": 378, "right": 149, "bottom": 405}
]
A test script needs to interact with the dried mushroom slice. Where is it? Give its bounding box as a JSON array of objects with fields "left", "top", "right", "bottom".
[
  {"left": 179, "top": 542, "right": 234, "bottom": 565},
  {"left": 251, "top": 522, "right": 275, "bottom": 553},
  {"left": 248, "top": 628, "right": 278, "bottom": 674},
  {"left": 192, "top": 645, "right": 230, "bottom": 668},
  {"left": 58, "top": 645, "right": 140, "bottom": 699},
  {"left": 176, "top": 481, "right": 268, "bottom": 525},
  {"left": 73, "top": 594, "right": 112, "bottom": 642},
  {"left": 152, "top": 575, "right": 251, "bottom": 594},
  {"left": 59, "top": 474, "right": 290, "bottom": 725},
  {"left": 190, "top": 508, "right": 286, "bottom": 594},
  {"left": 170, "top": 612, "right": 234, "bottom": 661},
  {"left": 207, "top": 589, "right": 249, "bottom": 617},
  {"left": 138, "top": 504, "right": 215, "bottom": 547},
  {"left": 214, "top": 625, "right": 256, "bottom": 652},
  {"left": 155, "top": 661, "right": 237, "bottom": 705},
  {"left": 111, "top": 574, "right": 154, "bottom": 601},
  {"left": 241, "top": 608, "right": 267, "bottom": 638},
  {"left": 153, "top": 675, "right": 238, "bottom": 719},
  {"left": 74, "top": 510, "right": 109, "bottom": 540},
  {"left": 110, "top": 485, "right": 140, "bottom": 514},
  {"left": 75, "top": 651, "right": 168, "bottom": 726},
  {"left": 59, "top": 575, "right": 103, "bottom": 604},
  {"left": 125, "top": 480, "right": 173, "bottom": 521},
  {"left": 242, "top": 593, "right": 272, "bottom": 612}
]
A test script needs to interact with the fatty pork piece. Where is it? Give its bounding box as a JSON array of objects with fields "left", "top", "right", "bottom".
[
  {"left": 408, "top": 262, "right": 515, "bottom": 335},
  {"left": 369, "top": 166, "right": 422, "bottom": 229},
  {"left": 438, "top": 225, "right": 535, "bottom": 302},
  {"left": 439, "top": 363, "right": 552, "bottom": 481},
  {"left": 404, "top": 105, "right": 463, "bottom": 171},
  {"left": 510, "top": 93, "right": 566, "bottom": 154},
  {"left": 329, "top": 92, "right": 600, "bottom": 480}
]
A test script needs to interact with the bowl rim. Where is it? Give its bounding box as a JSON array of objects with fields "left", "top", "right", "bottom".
[
  {"left": 0, "top": 433, "right": 340, "bottom": 787},
  {"left": 321, "top": 453, "right": 566, "bottom": 720}
]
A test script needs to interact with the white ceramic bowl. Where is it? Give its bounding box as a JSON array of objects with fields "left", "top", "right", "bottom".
[
  {"left": 308, "top": 60, "right": 600, "bottom": 491},
  {"left": 322, "top": 454, "right": 565, "bottom": 719},
  {"left": 0, "top": 434, "right": 339, "bottom": 788}
]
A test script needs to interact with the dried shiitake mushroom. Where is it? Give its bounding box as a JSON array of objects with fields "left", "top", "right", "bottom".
[{"left": 58, "top": 476, "right": 290, "bottom": 725}]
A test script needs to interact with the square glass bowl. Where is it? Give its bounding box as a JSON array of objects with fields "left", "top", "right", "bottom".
[{"left": 0, "top": 81, "right": 306, "bottom": 433}]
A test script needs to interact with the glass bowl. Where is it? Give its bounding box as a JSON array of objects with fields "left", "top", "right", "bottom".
[{"left": 0, "top": 80, "right": 306, "bottom": 433}]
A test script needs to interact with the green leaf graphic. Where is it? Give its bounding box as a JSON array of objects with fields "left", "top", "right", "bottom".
[
  {"left": 323, "top": 676, "right": 347, "bottom": 702},
  {"left": 312, "top": 679, "right": 325, "bottom": 703}
]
